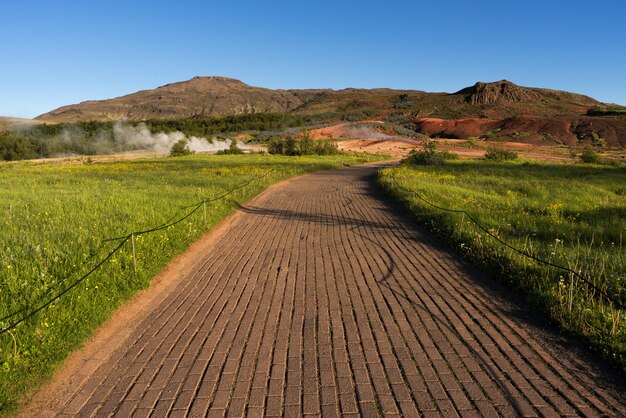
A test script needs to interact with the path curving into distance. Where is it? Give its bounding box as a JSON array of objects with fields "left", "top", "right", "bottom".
[{"left": 25, "top": 165, "right": 625, "bottom": 417}]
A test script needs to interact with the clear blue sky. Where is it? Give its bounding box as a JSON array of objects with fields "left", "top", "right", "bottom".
[{"left": 2, "top": 0, "right": 625, "bottom": 118}]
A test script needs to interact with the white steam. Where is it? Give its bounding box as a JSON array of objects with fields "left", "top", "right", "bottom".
[
  {"left": 112, "top": 123, "right": 247, "bottom": 153},
  {"left": 346, "top": 127, "right": 421, "bottom": 145}
]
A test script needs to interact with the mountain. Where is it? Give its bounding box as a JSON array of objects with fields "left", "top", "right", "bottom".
[
  {"left": 35, "top": 77, "right": 618, "bottom": 123},
  {"left": 37, "top": 77, "right": 305, "bottom": 122}
]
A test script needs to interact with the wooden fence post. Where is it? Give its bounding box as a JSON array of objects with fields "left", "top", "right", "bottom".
[{"left": 131, "top": 233, "right": 137, "bottom": 275}]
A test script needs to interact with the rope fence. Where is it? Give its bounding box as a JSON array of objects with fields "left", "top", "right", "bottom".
[
  {"left": 388, "top": 172, "right": 625, "bottom": 311},
  {"left": 6, "top": 163, "right": 618, "bottom": 339},
  {"left": 0, "top": 169, "right": 275, "bottom": 337}
]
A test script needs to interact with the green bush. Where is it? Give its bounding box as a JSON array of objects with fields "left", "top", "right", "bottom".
[
  {"left": 403, "top": 149, "right": 445, "bottom": 165},
  {"left": 216, "top": 139, "right": 244, "bottom": 155},
  {"left": 169, "top": 139, "right": 194, "bottom": 156},
  {"left": 312, "top": 141, "right": 341, "bottom": 155},
  {"left": 591, "top": 131, "right": 606, "bottom": 148},
  {"left": 480, "top": 129, "right": 499, "bottom": 140},
  {"left": 467, "top": 136, "right": 480, "bottom": 146},
  {"left": 402, "top": 141, "right": 459, "bottom": 166},
  {"left": 579, "top": 147, "right": 602, "bottom": 164},
  {"left": 438, "top": 150, "right": 460, "bottom": 160},
  {"left": 484, "top": 147, "right": 518, "bottom": 161},
  {"left": 267, "top": 134, "right": 340, "bottom": 156}
]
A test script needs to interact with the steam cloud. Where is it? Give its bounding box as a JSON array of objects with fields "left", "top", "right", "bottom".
[
  {"left": 345, "top": 127, "right": 421, "bottom": 145},
  {"left": 112, "top": 123, "right": 253, "bottom": 153}
]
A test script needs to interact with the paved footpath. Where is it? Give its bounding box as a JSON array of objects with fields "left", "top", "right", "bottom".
[{"left": 31, "top": 165, "right": 625, "bottom": 417}]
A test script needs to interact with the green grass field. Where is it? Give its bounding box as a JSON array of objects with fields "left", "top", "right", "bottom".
[
  {"left": 0, "top": 153, "right": 384, "bottom": 413},
  {"left": 379, "top": 160, "right": 626, "bottom": 369}
]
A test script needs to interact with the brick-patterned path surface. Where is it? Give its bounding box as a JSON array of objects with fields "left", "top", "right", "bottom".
[{"left": 54, "top": 165, "right": 625, "bottom": 417}]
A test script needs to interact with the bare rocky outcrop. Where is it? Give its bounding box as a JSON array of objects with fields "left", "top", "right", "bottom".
[{"left": 456, "top": 80, "right": 543, "bottom": 105}]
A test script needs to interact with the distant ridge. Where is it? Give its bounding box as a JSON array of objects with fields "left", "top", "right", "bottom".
[{"left": 36, "top": 77, "right": 618, "bottom": 122}]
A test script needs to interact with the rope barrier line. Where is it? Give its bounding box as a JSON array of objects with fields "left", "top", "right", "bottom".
[
  {"left": 104, "top": 169, "right": 274, "bottom": 241},
  {"left": 388, "top": 172, "right": 625, "bottom": 311},
  {"left": 0, "top": 247, "right": 108, "bottom": 324},
  {"left": 0, "top": 237, "right": 130, "bottom": 336},
  {"left": 0, "top": 169, "right": 275, "bottom": 337}
]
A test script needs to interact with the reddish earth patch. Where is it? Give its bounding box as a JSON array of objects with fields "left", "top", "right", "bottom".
[
  {"left": 338, "top": 139, "right": 416, "bottom": 159},
  {"left": 413, "top": 116, "right": 626, "bottom": 147},
  {"left": 308, "top": 121, "right": 385, "bottom": 140},
  {"left": 414, "top": 118, "right": 500, "bottom": 139},
  {"left": 338, "top": 138, "right": 588, "bottom": 162},
  {"left": 313, "top": 121, "right": 625, "bottom": 163}
]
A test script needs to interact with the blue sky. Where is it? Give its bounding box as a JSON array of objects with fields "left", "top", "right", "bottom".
[{"left": 1, "top": 0, "right": 625, "bottom": 118}]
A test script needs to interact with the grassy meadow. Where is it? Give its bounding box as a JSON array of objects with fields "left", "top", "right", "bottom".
[
  {"left": 0, "top": 152, "right": 384, "bottom": 413},
  {"left": 379, "top": 160, "right": 626, "bottom": 369}
]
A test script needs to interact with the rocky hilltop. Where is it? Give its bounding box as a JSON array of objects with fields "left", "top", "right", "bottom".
[
  {"left": 35, "top": 77, "right": 618, "bottom": 123},
  {"left": 458, "top": 80, "right": 544, "bottom": 105},
  {"left": 456, "top": 80, "right": 599, "bottom": 107}
]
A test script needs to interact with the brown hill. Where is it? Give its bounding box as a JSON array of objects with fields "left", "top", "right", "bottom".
[
  {"left": 36, "top": 77, "right": 620, "bottom": 123},
  {"left": 37, "top": 77, "right": 309, "bottom": 122}
]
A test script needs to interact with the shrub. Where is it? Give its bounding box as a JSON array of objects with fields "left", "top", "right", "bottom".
[
  {"left": 403, "top": 149, "right": 445, "bottom": 165},
  {"left": 169, "top": 139, "right": 194, "bottom": 156},
  {"left": 267, "top": 136, "right": 297, "bottom": 155},
  {"left": 267, "top": 136, "right": 340, "bottom": 156},
  {"left": 467, "top": 136, "right": 480, "bottom": 146},
  {"left": 313, "top": 141, "right": 341, "bottom": 155},
  {"left": 591, "top": 131, "right": 606, "bottom": 148},
  {"left": 480, "top": 130, "right": 499, "bottom": 140},
  {"left": 579, "top": 147, "right": 602, "bottom": 164},
  {"left": 402, "top": 141, "right": 459, "bottom": 166},
  {"left": 484, "top": 147, "right": 518, "bottom": 161},
  {"left": 438, "top": 150, "right": 460, "bottom": 160},
  {"left": 216, "top": 139, "right": 244, "bottom": 155}
]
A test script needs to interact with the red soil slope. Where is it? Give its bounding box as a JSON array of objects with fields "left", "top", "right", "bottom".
[{"left": 413, "top": 116, "right": 626, "bottom": 147}]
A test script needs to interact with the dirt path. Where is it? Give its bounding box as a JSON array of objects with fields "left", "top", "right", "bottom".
[{"left": 23, "top": 165, "right": 625, "bottom": 417}]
